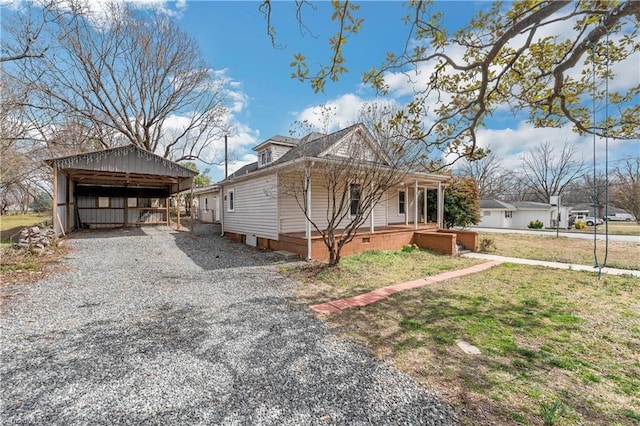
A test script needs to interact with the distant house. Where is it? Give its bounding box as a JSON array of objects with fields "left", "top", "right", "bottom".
[
  {"left": 193, "top": 185, "right": 220, "bottom": 223},
  {"left": 46, "top": 145, "right": 196, "bottom": 235},
  {"left": 218, "top": 123, "right": 478, "bottom": 260},
  {"left": 478, "top": 200, "right": 571, "bottom": 229}
]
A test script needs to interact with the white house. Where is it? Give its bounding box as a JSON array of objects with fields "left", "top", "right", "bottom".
[
  {"left": 478, "top": 200, "right": 572, "bottom": 229},
  {"left": 218, "top": 124, "right": 475, "bottom": 260},
  {"left": 193, "top": 185, "right": 220, "bottom": 223}
]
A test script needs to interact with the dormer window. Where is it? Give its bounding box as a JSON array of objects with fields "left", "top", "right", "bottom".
[{"left": 260, "top": 148, "right": 272, "bottom": 165}]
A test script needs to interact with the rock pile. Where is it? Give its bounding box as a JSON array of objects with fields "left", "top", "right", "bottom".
[{"left": 15, "top": 226, "right": 60, "bottom": 254}]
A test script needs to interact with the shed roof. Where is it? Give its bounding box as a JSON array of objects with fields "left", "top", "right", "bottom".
[{"left": 45, "top": 144, "right": 196, "bottom": 192}]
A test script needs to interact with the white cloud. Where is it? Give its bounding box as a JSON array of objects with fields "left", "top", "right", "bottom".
[
  {"left": 293, "top": 94, "right": 400, "bottom": 133},
  {"left": 213, "top": 153, "right": 257, "bottom": 176},
  {"left": 469, "top": 121, "right": 639, "bottom": 171}
]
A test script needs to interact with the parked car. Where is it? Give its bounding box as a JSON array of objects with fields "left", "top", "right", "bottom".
[
  {"left": 605, "top": 213, "right": 635, "bottom": 222},
  {"left": 570, "top": 214, "right": 604, "bottom": 227}
]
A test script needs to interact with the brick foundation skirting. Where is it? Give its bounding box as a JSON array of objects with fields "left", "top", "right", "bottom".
[{"left": 223, "top": 228, "right": 478, "bottom": 261}]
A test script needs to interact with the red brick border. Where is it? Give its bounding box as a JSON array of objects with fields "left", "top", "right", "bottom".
[{"left": 310, "top": 260, "right": 502, "bottom": 314}]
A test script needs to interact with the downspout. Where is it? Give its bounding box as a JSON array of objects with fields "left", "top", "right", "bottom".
[
  {"left": 305, "top": 165, "right": 312, "bottom": 261},
  {"left": 220, "top": 183, "right": 225, "bottom": 236}
]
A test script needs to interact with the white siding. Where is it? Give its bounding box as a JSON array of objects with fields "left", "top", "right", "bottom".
[
  {"left": 271, "top": 144, "right": 292, "bottom": 162},
  {"left": 387, "top": 189, "right": 406, "bottom": 224},
  {"left": 512, "top": 210, "right": 551, "bottom": 228},
  {"left": 477, "top": 210, "right": 510, "bottom": 228},
  {"left": 197, "top": 193, "right": 218, "bottom": 223},
  {"left": 373, "top": 194, "right": 387, "bottom": 227},
  {"left": 224, "top": 175, "right": 278, "bottom": 240},
  {"left": 279, "top": 174, "right": 389, "bottom": 233},
  {"left": 329, "top": 137, "right": 377, "bottom": 162}
]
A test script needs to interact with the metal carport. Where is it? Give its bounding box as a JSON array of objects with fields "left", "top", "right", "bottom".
[{"left": 45, "top": 145, "right": 196, "bottom": 236}]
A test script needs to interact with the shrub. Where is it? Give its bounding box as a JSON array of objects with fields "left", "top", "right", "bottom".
[
  {"left": 479, "top": 238, "right": 496, "bottom": 253},
  {"left": 401, "top": 244, "right": 419, "bottom": 253},
  {"left": 528, "top": 219, "right": 544, "bottom": 229},
  {"left": 574, "top": 220, "right": 586, "bottom": 230}
]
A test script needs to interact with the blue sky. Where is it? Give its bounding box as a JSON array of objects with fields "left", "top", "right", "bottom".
[
  {"left": 166, "top": 1, "right": 638, "bottom": 182},
  {"left": 4, "top": 1, "right": 639, "bottom": 181}
]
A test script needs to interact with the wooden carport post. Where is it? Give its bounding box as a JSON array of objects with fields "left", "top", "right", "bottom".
[{"left": 52, "top": 166, "right": 66, "bottom": 237}]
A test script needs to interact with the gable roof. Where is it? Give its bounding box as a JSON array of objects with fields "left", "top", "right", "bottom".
[
  {"left": 512, "top": 201, "right": 553, "bottom": 210},
  {"left": 222, "top": 123, "right": 447, "bottom": 185},
  {"left": 227, "top": 161, "right": 259, "bottom": 179},
  {"left": 479, "top": 200, "right": 516, "bottom": 210},
  {"left": 252, "top": 134, "right": 300, "bottom": 152},
  {"left": 273, "top": 123, "right": 372, "bottom": 166},
  {"left": 45, "top": 144, "right": 196, "bottom": 191}
]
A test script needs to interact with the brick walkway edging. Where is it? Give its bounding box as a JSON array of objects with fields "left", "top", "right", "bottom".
[{"left": 310, "top": 260, "right": 503, "bottom": 314}]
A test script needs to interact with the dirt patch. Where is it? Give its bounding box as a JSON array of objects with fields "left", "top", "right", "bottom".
[{"left": 0, "top": 243, "right": 71, "bottom": 287}]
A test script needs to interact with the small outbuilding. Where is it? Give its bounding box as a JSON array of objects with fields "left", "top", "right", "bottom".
[
  {"left": 193, "top": 184, "right": 220, "bottom": 223},
  {"left": 46, "top": 145, "right": 196, "bottom": 236}
]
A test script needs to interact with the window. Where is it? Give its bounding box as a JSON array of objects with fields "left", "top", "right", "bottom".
[
  {"left": 205, "top": 198, "right": 208, "bottom": 210},
  {"left": 260, "top": 149, "right": 272, "bottom": 165},
  {"left": 227, "top": 189, "right": 235, "bottom": 212},
  {"left": 127, "top": 198, "right": 137, "bottom": 208},
  {"left": 505, "top": 211, "right": 513, "bottom": 218},
  {"left": 398, "top": 190, "right": 406, "bottom": 214},
  {"left": 350, "top": 184, "right": 361, "bottom": 216},
  {"left": 98, "top": 197, "right": 109, "bottom": 208},
  {"left": 484, "top": 211, "right": 491, "bottom": 216}
]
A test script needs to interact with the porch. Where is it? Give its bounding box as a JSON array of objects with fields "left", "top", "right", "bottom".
[{"left": 260, "top": 224, "right": 479, "bottom": 261}]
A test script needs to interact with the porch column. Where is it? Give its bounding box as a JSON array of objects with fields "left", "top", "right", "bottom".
[
  {"left": 305, "top": 167, "right": 312, "bottom": 261},
  {"left": 423, "top": 189, "right": 428, "bottom": 224},
  {"left": 404, "top": 185, "right": 408, "bottom": 226},
  {"left": 369, "top": 181, "right": 374, "bottom": 233},
  {"left": 414, "top": 180, "right": 419, "bottom": 229},
  {"left": 437, "top": 182, "right": 445, "bottom": 228}
]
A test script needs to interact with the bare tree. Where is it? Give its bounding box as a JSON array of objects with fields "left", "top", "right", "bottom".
[
  {"left": 517, "top": 141, "right": 587, "bottom": 203},
  {"left": 456, "top": 150, "right": 514, "bottom": 199},
  {"left": 610, "top": 156, "right": 640, "bottom": 223},
  {"left": 279, "top": 107, "right": 424, "bottom": 266},
  {"left": 5, "top": 0, "right": 230, "bottom": 164}
]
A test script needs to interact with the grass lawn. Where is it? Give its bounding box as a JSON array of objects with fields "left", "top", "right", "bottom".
[
  {"left": 0, "top": 213, "right": 52, "bottom": 245},
  {"left": 287, "top": 248, "right": 485, "bottom": 301},
  {"left": 288, "top": 251, "right": 640, "bottom": 425},
  {"left": 477, "top": 232, "right": 640, "bottom": 271}
]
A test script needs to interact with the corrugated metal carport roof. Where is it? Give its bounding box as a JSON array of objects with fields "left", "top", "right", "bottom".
[{"left": 45, "top": 144, "right": 196, "bottom": 192}]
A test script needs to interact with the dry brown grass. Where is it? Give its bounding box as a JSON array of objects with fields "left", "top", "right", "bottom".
[
  {"left": 478, "top": 232, "right": 639, "bottom": 270},
  {"left": 0, "top": 243, "right": 71, "bottom": 287}
]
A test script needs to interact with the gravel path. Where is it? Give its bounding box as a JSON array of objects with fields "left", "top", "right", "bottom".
[{"left": 1, "top": 225, "right": 458, "bottom": 425}]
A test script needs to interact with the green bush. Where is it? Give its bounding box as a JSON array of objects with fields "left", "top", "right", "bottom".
[
  {"left": 528, "top": 219, "right": 544, "bottom": 229},
  {"left": 574, "top": 220, "right": 586, "bottom": 230},
  {"left": 401, "top": 244, "right": 419, "bottom": 253}
]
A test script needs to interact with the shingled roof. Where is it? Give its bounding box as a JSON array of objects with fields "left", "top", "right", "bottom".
[
  {"left": 226, "top": 124, "right": 366, "bottom": 181},
  {"left": 272, "top": 124, "right": 363, "bottom": 166},
  {"left": 479, "top": 200, "right": 517, "bottom": 210}
]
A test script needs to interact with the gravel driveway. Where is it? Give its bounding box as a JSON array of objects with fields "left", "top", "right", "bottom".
[{"left": 1, "top": 225, "right": 458, "bottom": 425}]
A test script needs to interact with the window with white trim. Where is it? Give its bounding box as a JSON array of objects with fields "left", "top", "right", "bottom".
[
  {"left": 398, "top": 190, "right": 405, "bottom": 214},
  {"left": 228, "top": 189, "right": 235, "bottom": 212},
  {"left": 350, "top": 184, "right": 361, "bottom": 216}
]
